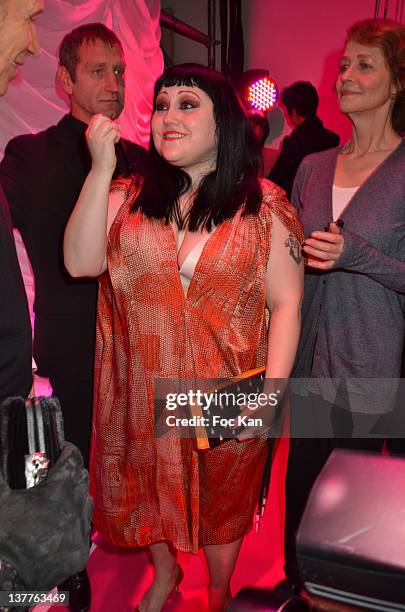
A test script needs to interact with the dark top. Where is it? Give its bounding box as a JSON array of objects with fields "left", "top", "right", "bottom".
[
  {"left": 268, "top": 116, "right": 340, "bottom": 199},
  {"left": 0, "top": 114, "right": 148, "bottom": 378},
  {"left": 0, "top": 186, "right": 32, "bottom": 399}
]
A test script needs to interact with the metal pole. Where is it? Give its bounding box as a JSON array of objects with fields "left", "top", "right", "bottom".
[
  {"left": 208, "top": 0, "right": 216, "bottom": 70},
  {"left": 160, "top": 10, "right": 212, "bottom": 47}
]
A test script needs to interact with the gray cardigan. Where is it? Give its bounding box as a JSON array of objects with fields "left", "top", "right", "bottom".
[{"left": 292, "top": 140, "right": 405, "bottom": 413}]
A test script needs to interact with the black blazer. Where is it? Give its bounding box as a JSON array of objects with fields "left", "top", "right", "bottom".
[
  {"left": 268, "top": 116, "right": 340, "bottom": 200},
  {"left": 0, "top": 114, "right": 148, "bottom": 379},
  {"left": 0, "top": 185, "right": 32, "bottom": 399}
]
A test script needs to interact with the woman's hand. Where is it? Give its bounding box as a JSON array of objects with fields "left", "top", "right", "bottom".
[
  {"left": 86, "top": 113, "right": 120, "bottom": 175},
  {"left": 303, "top": 222, "right": 344, "bottom": 270}
]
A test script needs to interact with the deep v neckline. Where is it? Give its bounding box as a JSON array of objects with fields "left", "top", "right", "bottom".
[
  {"left": 170, "top": 224, "right": 219, "bottom": 271},
  {"left": 167, "top": 223, "right": 222, "bottom": 299},
  {"left": 178, "top": 232, "right": 212, "bottom": 273}
]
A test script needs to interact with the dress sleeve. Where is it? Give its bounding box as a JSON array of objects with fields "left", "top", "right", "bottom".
[{"left": 110, "top": 176, "right": 140, "bottom": 205}]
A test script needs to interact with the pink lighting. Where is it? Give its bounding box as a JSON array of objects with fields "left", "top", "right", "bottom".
[
  {"left": 247, "top": 76, "right": 278, "bottom": 111},
  {"left": 236, "top": 69, "right": 279, "bottom": 113}
]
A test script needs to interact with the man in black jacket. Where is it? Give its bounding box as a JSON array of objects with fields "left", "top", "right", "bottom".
[
  {"left": 0, "top": 0, "right": 44, "bottom": 400},
  {"left": 0, "top": 23, "right": 148, "bottom": 468},
  {"left": 269, "top": 81, "right": 339, "bottom": 200},
  {"left": 0, "top": 1, "right": 92, "bottom": 606}
]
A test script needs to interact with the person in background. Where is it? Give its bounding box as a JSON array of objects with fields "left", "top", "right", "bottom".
[
  {"left": 249, "top": 111, "right": 272, "bottom": 176},
  {"left": 0, "top": 22, "right": 148, "bottom": 470},
  {"left": 0, "top": 0, "right": 92, "bottom": 602},
  {"left": 64, "top": 63, "right": 303, "bottom": 612},
  {"left": 0, "top": 22, "right": 148, "bottom": 611},
  {"left": 0, "top": 0, "right": 37, "bottom": 401},
  {"left": 285, "top": 19, "right": 405, "bottom": 593},
  {"left": 269, "top": 81, "right": 340, "bottom": 199}
]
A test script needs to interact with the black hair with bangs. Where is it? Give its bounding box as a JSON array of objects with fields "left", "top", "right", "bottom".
[{"left": 133, "top": 63, "right": 262, "bottom": 230}]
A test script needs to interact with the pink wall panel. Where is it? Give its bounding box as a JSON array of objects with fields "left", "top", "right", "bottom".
[{"left": 243, "top": 0, "right": 375, "bottom": 146}]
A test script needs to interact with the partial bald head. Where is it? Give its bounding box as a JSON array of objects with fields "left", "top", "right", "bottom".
[{"left": 0, "top": 0, "right": 44, "bottom": 96}]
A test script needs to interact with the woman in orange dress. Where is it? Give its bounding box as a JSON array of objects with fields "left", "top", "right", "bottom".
[{"left": 64, "top": 64, "right": 303, "bottom": 612}]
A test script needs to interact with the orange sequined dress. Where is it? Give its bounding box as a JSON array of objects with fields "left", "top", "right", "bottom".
[{"left": 90, "top": 178, "right": 303, "bottom": 552}]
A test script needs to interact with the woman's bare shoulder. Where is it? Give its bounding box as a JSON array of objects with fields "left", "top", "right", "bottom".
[{"left": 259, "top": 178, "right": 304, "bottom": 244}]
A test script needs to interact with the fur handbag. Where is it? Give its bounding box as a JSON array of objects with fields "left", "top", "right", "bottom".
[{"left": 0, "top": 397, "right": 92, "bottom": 593}]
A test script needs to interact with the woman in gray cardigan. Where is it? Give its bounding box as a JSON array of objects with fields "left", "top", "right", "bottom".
[{"left": 284, "top": 18, "right": 405, "bottom": 592}]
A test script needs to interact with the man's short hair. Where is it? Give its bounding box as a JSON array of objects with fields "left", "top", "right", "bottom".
[
  {"left": 59, "top": 22, "right": 123, "bottom": 81},
  {"left": 281, "top": 81, "right": 319, "bottom": 120}
]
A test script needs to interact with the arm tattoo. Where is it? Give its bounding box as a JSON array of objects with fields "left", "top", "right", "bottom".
[{"left": 284, "top": 233, "right": 302, "bottom": 264}]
